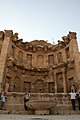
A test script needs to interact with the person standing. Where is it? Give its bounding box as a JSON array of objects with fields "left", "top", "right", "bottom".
[
  {"left": 76, "top": 92, "right": 80, "bottom": 110},
  {"left": 24, "top": 92, "right": 30, "bottom": 111},
  {"left": 69, "top": 89, "right": 76, "bottom": 111},
  {"left": 1, "top": 92, "right": 6, "bottom": 110}
]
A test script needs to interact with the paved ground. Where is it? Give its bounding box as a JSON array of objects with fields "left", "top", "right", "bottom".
[{"left": 0, "top": 114, "right": 80, "bottom": 120}]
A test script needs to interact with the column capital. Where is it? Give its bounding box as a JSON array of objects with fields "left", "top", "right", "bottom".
[{"left": 4, "top": 30, "right": 13, "bottom": 37}]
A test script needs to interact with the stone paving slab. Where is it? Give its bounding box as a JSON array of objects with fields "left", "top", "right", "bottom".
[{"left": 0, "top": 115, "right": 80, "bottom": 120}]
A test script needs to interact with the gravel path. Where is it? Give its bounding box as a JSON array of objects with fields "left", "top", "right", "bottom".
[{"left": 0, "top": 115, "right": 80, "bottom": 120}]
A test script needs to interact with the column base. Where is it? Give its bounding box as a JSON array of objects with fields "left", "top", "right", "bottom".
[{"left": 35, "top": 109, "right": 49, "bottom": 115}]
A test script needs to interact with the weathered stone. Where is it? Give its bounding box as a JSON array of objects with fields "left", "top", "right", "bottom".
[{"left": 0, "top": 30, "right": 80, "bottom": 114}]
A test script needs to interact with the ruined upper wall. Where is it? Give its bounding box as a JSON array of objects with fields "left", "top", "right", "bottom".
[{"left": 0, "top": 30, "right": 77, "bottom": 53}]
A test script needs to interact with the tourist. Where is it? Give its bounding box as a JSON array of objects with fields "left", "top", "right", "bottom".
[
  {"left": 24, "top": 92, "right": 30, "bottom": 111},
  {"left": 69, "top": 89, "right": 76, "bottom": 111},
  {"left": 1, "top": 92, "right": 6, "bottom": 110},
  {"left": 76, "top": 91, "right": 80, "bottom": 110}
]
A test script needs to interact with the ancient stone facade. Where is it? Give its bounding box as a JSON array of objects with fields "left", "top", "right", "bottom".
[{"left": 0, "top": 30, "right": 80, "bottom": 114}]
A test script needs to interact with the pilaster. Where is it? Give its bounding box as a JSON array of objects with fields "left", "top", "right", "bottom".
[{"left": 0, "top": 30, "right": 13, "bottom": 91}]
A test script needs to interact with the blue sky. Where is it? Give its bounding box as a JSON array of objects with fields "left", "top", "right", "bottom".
[{"left": 0, "top": 0, "right": 80, "bottom": 50}]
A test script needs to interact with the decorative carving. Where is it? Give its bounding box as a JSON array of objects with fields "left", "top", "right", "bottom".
[
  {"left": 7, "top": 56, "right": 14, "bottom": 67},
  {"left": 57, "top": 52, "right": 63, "bottom": 63},
  {"left": 34, "top": 80, "right": 44, "bottom": 93}
]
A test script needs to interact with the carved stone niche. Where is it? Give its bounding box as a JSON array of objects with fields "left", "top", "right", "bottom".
[
  {"left": 33, "top": 46, "right": 36, "bottom": 52},
  {"left": 44, "top": 45, "right": 48, "bottom": 52},
  {"left": 34, "top": 80, "right": 45, "bottom": 93},
  {"left": 25, "top": 45, "right": 29, "bottom": 50},
  {"left": 37, "top": 46, "right": 44, "bottom": 51},
  {"left": 4, "top": 30, "right": 13, "bottom": 37},
  {"left": 0, "top": 31, "right": 4, "bottom": 40}
]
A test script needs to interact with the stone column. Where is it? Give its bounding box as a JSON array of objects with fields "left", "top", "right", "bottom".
[
  {"left": 0, "top": 30, "right": 13, "bottom": 91},
  {"left": 54, "top": 72, "right": 57, "bottom": 93},
  {"left": 62, "top": 68, "right": 67, "bottom": 93},
  {"left": 69, "top": 32, "right": 80, "bottom": 89}
]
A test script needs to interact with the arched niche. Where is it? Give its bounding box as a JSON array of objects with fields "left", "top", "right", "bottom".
[
  {"left": 48, "top": 82, "right": 55, "bottom": 93},
  {"left": 34, "top": 80, "right": 44, "bottom": 93},
  {"left": 18, "top": 50, "right": 23, "bottom": 64},
  {"left": 37, "top": 55, "right": 44, "bottom": 67},
  {"left": 26, "top": 54, "right": 32, "bottom": 67},
  {"left": 23, "top": 81, "right": 31, "bottom": 93},
  {"left": 57, "top": 75, "right": 64, "bottom": 93},
  {"left": 57, "top": 52, "right": 63, "bottom": 63},
  {"left": 48, "top": 54, "right": 54, "bottom": 66},
  {"left": 13, "top": 76, "right": 21, "bottom": 92}
]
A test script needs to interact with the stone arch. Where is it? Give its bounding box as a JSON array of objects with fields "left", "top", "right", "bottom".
[
  {"left": 34, "top": 80, "right": 44, "bottom": 93},
  {"left": 18, "top": 50, "right": 23, "bottom": 64},
  {"left": 57, "top": 52, "right": 63, "bottom": 63},
  {"left": 37, "top": 55, "right": 44, "bottom": 67},
  {"left": 13, "top": 76, "right": 21, "bottom": 92}
]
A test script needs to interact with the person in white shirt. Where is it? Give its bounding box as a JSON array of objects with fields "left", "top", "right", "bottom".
[
  {"left": 69, "top": 89, "right": 76, "bottom": 110},
  {"left": 1, "top": 92, "right": 6, "bottom": 110}
]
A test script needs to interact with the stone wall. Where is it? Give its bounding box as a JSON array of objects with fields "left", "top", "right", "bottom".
[{"left": 0, "top": 30, "right": 80, "bottom": 114}]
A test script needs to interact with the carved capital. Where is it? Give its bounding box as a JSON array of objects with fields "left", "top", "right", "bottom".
[
  {"left": 69, "top": 31, "right": 77, "bottom": 40},
  {"left": 4, "top": 30, "right": 13, "bottom": 37}
]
